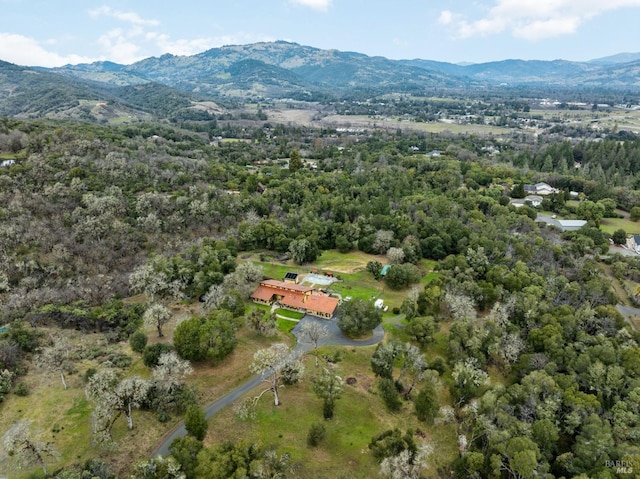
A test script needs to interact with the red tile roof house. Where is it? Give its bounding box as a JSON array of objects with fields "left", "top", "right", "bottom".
[{"left": 251, "top": 279, "right": 339, "bottom": 318}]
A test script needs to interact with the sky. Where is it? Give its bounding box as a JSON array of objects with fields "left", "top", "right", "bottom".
[{"left": 1, "top": 0, "right": 640, "bottom": 67}]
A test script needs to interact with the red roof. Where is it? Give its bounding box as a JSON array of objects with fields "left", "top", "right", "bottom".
[
  {"left": 250, "top": 280, "right": 339, "bottom": 316},
  {"left": 304, "top": 294, "right": 339, "bottom": 315},
  {"left": 251, "top": 285, "right": 277, "bottom": 302},
  {"left": 260, "top": 279, "right": 313, "bottom": 293}
]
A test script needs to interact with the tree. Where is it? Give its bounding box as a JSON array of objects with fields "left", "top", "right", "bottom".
[
  {"left": 130, "top": 456, "right": 185, "bottom": 479},
  {"left": 384, "top": 264, "right": 421, "bottom": 290},
  {"left": 371, "top": 342, "right": 400, "bottom": 380},
  {"left": 577, "top": 200, "right": 605, "bottom": 224},
  {"left": 511, "top": 182, "right": 525, "bottom": 198},
  {"left": 248, "top": 343, "right": 304, "bottom": 408},
  {"left": 289, "top": 148, "right": 302, "bottom": 172},
  {"left": 85, "top": 369, "right": 150, "bottom": 443},
  {"left": 169, "top": 436, "right": 202, "bottom": 479},
  {"left": 366, "top": 260, "right": 383, "bottom": 280},
  {"left": 246, "top": 308, "right": 276, "bottom": 336},
  {"left": 173, "top": 311, "right": 237, "bottom": 363},
  {"left": 288, "top": 238, "right": 319, "bottom": 264},
  {"left": 451, "top": 358, "right": 488, "bottom": 405},
  {"left": 34, "top": 334, "right": 75, "bottom": 390},
  {"left": 379, "top": 377, "right": 402, "bottom": 412},
  {"left": 373, "top": 230, "right": 394, "bottom": 254},
  {"left": 631, "top": 206, "right": 640, "bottom": 221},
  {"left": 300, "top": 320, "right": 329, "bottom": 367},
  {"left": 312, "top": 368, "right": 343, "bottom": 419},
  {"left": 202, "top": 284, "right": 224, "bottom": 312},
  {"left": 129, "top": 262, "right": 182, "bottom": 304},
  {"left": 445, "top": 291, "right": 476, "bottom": 321},
  {"left": 129, "top": 331, "right": 148, "bottom": 353},
  {"left": 387, "top": 247, "right": 405, "bottom": 264},
  {"left": 115, "top": 377, "right": 151, "bottom": 430},
  {"left": 153, "top": 351, "right": 193, "bottom": 394},
  {"left": 2, "top": 421, "right": 58, "bottom": 476},
  {"left": 337, "top": 298, "right": 382, "bottom": 338},
  {"left": 143, "top": 343, "right": 174, "bottom": 367},
  {"left": 143, "top": 303, "right": 172, "bottom": 338},
  {"left": 380, "top": 444, "right": 433, "bottom": 479},
  {"left": 414, "top": 378, "right": 439, "bottom": 424},
  {"left": 0, "top": 368, "right": 14, "bottom": 401},
  {"left": 612, "top": 228, "right": 627, "bottom": 245},
  {"left": 222, "top": 262, "right": 264, "bottom": 299},
  {"left": 406, "top": 316, "right": 437, "bottom": 347},
  {"left": 184, "top": 405, "right": 208, "bottom": 441}
]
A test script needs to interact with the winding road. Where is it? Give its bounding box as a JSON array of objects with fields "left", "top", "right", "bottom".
[{"left": 151, "top": 315, "right": 384, "bottom": 457}]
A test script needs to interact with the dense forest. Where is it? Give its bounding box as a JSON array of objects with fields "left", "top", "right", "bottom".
[{"left": 2, "top": 109, "right": 640, "bottom": 479}]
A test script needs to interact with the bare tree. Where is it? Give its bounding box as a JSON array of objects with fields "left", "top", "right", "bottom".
[
  {"left": 2, "top": 421, "right": 58, "bottom": 476},
  {"left": 250, "top": 343, "right": 303, "bottom": 407},
  {"left": 373, "top": 230, "right": 394, "bottom": 255},
  {"left": 85, "top": 369, "right": 150, "bottom": 444},
  {"left": 386, "top": 247, "right": 405, "bottom": 265},
  {"left": 235, "top": 344, "right": 304, "bottom": 419},
  {"left": 153, "top": 351, "right": 193, "bottom": 394},
  {"left": 445, "top": 290, "right": 477, "bottom": 321},
  {"left": 35, "top": 334, "right": 75, "bottom": 390},
  {"left": 143, "top": 303, "right": 172, "bottom": 338},
  {"left": 115, "top": 377, "right": 151, "bottom": 430},
  {"left": 202, "top": 284, "right": 225, "bottom": 312},
  {"left": 380, "top": 443, "right": 433, "bottom": 479},
  {"left": 300, "top": 321, "right": 329, "bottom": 367}
]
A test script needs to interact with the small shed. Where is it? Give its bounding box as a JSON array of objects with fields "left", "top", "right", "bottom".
[
  {"left": 374, "top": 299, "right": 384, "bottom": 309},
  {"left": 380, "top": 265, "right": 391, "bottom": 277},
  {"left": 283, "top": 272, "right": 300, "bottom": 284}
]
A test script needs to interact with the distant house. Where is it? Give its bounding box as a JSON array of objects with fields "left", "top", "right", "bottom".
[
  {"left": 524, "top": 182, "right": 559, "bottom": 196},
  {"left": 250, "top": 279, "right": 339, "bottom": 318},
  {"left": 511, "top": 195, "right": 543, "bottom": 208},
  {"left": 0, "top": 159, "right": 15, "bottom": 167},
  {"left": 524, "top": 195, "right": 543, "bottom": 207},
  {"left": 628, "top": 235, "right": 640, "bottom": 253}
]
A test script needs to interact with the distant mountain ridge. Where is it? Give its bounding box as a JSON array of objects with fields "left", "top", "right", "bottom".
[
  {"left": 2, "top": 41, "right": 640, "bottom": 118},
  {"left": 47, "top": 41, "right": 640, "bottom": 96}
]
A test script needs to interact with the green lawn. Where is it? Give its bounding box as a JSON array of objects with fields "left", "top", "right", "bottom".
[
  {"left": 275, "top": 308, "right": 305, "bottom": 320},
  {"left": 600, "top": 216, "right": 640, "bottom": 235},
  {"left": 203, "top": 348, "right": 458, "bottom": 479}
]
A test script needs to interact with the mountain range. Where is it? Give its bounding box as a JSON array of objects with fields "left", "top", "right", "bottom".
[{"left": 2, "top": 41, "right": 640, "bottom": 119}]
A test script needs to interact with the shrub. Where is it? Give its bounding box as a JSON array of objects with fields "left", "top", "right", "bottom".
[
  {"left": 143, "top": 343, "right": 174, "bottom": 368},
  {"left": 378, "top": 378, "right": 402, "bottom": 412},
  {"left": 307, "top": 423, "right": 326, "bottom": 447},
  {"left": 184, "top": 405, "right": 208, "bottom": 441},
  {"left": 14, "top": 381, "right": 29, "bottom": 396},
  {"left": 129, "top": 331, "right": 148, "bottom": 353}
]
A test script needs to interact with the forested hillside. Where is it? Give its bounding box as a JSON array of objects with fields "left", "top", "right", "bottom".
[{"left": 1, "top": 114, "right": 640, "bottom": 479}]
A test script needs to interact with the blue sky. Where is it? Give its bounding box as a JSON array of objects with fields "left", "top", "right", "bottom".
[{"left": 2, "top": 0, "right": 640, "bottom": 67}]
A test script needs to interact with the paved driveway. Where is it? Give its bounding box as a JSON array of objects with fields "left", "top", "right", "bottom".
[{"left": 152, "top": 314, "right": 384, "bottom": 457}]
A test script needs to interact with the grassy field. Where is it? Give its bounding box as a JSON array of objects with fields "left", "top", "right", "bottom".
[
  {"left": 600, "top": 216, "right": 640, "bottom": 235},
  {"left": 203, "top": 347, "right": 458, "bottom": 479},
  {"left": 319, "top": 114, "right": 511, "bottom": 135}
]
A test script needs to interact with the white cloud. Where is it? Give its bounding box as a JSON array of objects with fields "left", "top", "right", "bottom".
[
  {"left": 0, "top": 33, "right": 97, "bottom": 67},
  {"left": 290, "top": 0, "right": 332, "bottom": 12},
  {"left": 440, "top": 0, "right": 640, "bottom": 40},
  {"left": 88, "top": 6, "right": 159, "bottom": 27}
]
